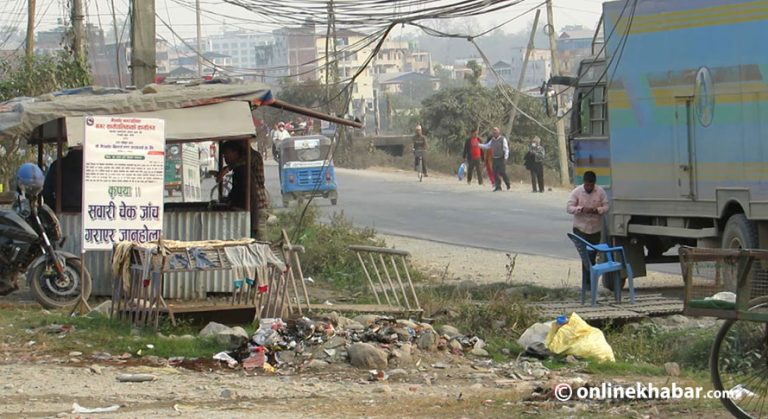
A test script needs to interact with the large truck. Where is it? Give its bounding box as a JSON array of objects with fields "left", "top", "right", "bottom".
[{"left": 549, "top": 0, "right": 768, "bottom": 283}]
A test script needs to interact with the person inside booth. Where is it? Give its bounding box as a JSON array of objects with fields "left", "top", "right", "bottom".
[
  {"left": 217, "top": 140, "right": 268, "bottom": 240},
  {"left": 42, "top": 145, "right": 83, "bottom": 212}
]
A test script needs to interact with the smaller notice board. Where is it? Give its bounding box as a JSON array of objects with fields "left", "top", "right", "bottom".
[{"left": 82, "top": 116, "right": 166, "bottom": 252}]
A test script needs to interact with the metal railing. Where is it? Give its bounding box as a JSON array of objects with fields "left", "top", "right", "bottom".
[{"left": 348, "top": 245, "right": 421, "bottom": 312}]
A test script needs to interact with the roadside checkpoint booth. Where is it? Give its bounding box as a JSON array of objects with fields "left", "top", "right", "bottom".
[{"left": 0, "top": 83, "right": 361, "bottom": 326}]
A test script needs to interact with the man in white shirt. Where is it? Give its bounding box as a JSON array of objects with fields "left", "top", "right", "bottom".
[{"left": 477, "top": 127, "right": 510, "bottom": 191}]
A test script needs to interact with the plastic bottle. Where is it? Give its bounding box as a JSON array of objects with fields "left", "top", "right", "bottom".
[{"left": 556, "top": 315, "right": 568, "bottom": 327}]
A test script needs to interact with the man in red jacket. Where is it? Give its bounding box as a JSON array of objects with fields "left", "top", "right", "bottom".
[{"left": 462, "top": 129, "right": 484, "bottom": 185}]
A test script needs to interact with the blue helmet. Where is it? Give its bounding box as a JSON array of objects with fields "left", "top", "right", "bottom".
[{"left": 16, "top": 163, "right": 45, "bottom": 195}]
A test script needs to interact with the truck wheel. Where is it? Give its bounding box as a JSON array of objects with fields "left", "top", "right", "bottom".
[
  {"left": 721, "top": 214, "right": 759, "bottom": 292},
  {"left": 722, "top": 214, "right": 758, "bottom": 250}
]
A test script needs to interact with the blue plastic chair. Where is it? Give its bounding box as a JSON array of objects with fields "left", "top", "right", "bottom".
[{"left": 567, "top": 233, "right": 635, "bottom": 307}]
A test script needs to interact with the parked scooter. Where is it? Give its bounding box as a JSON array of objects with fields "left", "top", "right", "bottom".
[{"left": 0, "top": 164, "right": 92, "bottom": 308}]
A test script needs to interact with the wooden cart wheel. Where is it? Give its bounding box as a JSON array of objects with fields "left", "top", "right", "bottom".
[{"left": 710, "top": 295, "right": 768, "bottom": 419}]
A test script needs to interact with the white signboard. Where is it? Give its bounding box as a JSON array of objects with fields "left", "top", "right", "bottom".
[
  {"left": 82, "top": 116, "right": 165, "bottom": 251},
  {"left": 181, "top": 143, "right": 202, "bottom": 202},
  {"left": 293, "top": 139, "right": 320, "bottom": 150}
]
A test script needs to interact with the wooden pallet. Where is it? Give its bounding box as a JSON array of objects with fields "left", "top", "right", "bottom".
[
  {"left": 306, "top": 303, "right": 423, "bottom": 317},
  {"left": 535, "top": 294, "right": 684, "bottom": 322}
]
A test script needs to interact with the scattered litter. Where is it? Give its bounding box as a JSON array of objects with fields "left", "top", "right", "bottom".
[
  {"left": 213, "top": 352, "right": 238, "bottom": 368},
  {"left": 323, "top": 300, "right": 334, "bottom": 306},
  {"left": 368, "top": 370, "right": 387, "bottom": 381},
  {"left": 544, "top": 313, "right": 615, "bottom": 362},
  {"left": 116, "top": 374, "right": 156, "bottom": 383},
  {"left": 45, "top": 324, "right": 75, "bottom": 334},
  {"left": 706, "top": 291, "right": 737, "bottom": 303},
  {"left": 72, "top": 403, "right": 120, "bottom": 414},
  {"left": 146, "top": 344, "right": 155, "bottom": 349},
  {"left": 730, "top": 384, "right": 756, "bottom": 401},
  {"left": 304, "top": 277, "right": 315, "bottom": 284}
]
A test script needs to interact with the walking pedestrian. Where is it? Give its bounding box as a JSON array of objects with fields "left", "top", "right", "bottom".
[
  {"left": 462, "top": 129, "right": 484, "bottom": 185},
  {"left": 412, "top": 125, "right": 428, "bottom": 177},
  {"left": 477, "top": 127, "right": 510, "bottom": 191},
  {"left": 525, "top": 136, "right": 545, "bottom": 192}
]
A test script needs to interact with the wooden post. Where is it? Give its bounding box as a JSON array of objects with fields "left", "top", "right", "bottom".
[
  {"left": 26, "top": 0, "right": 35, "bottom": 59},
  {"left": 545, "top": 0, "right": 570, "bottom": 185},
  {"left": 505, "top": 9, "right": 540, "bottom": 135},
  {"left": 130, "top": 0, "right": 156, "bottom": 87},
  {"left": 72, "top": 0, "right": 86, "bottom": 63}
]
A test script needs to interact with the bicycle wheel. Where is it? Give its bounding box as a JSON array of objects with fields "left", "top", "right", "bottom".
[
  {"left": 711, "top": 296, "right": 768, "bottom": 419},
  {"left": 417, "top": 158, "right": 423, "bottom": 182}
]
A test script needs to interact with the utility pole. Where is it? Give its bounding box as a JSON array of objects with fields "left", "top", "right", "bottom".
[
  {"left": 109, "top": 0, "right": 123, "bottom": 87},
  {"left": 505, "top": 9, "right": 540, "bottom": 135},
  {"left": 72, "top": 0, "right": 86, "bottom": 62},
  {"left": 196, "top": 0, "right": 203, "bottom": 77},
  {"left": 25, "top": 0, "right": 35, "bottom": 59},
  {"left": 546, "top": 0, "right": 570, "bottom": 185},
  {"left": 131, "top": 0, "right": 156, "bottom": 88}
]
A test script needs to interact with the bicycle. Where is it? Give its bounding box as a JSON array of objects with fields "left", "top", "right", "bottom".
[
  {"left": 414, "top": 149, "right": 425, "bottom": 182},
  {"left": 210, "top": 171, "right": 233, "bottom": 201},
  {"left": 680, "top": 247, "right": 768, "bottom": 419}
]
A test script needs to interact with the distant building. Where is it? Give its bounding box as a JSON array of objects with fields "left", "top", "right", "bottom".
[
  {"left": 485, "top": 48, "right": 551, "bottom": 90},
  {"left": 557, "top": 26, "right": 596, "bottom": 76},
  {"left": 315, "top": 29, "right": 375, "bottom": 115},
  {"left": 376, "top": 71, "right": 440, "bottom": 94},
  {"left": 274, "top": 21, "right": 318, "bottom": 82},
  {"left": 204, "top": 30, "right": 273, "bottom": 70},
  {"left": 372, "top": 40, "right": 433, "bottom": 76},
  {"left": 170, "top": 51, "right": 232, "bottom": 77},
  {"left": 90, "top": 42, "right": 130, "bottom": 87}
]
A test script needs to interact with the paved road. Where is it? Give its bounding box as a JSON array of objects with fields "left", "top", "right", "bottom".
[
  {"left": 262, "top": 162, "right": 577, "bottom": 258},
  {"left": 200, "top": 162, "right": 680, "bottom": 274}
]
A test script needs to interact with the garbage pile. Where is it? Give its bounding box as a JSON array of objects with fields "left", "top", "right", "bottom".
[
  {"left": 517, "top": 312, "right": 615, "bottom": 363},
  {"left": 204, "top": 313, "right": 488, "bottom": 372}
]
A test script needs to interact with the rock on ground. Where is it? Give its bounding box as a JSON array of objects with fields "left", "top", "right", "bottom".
[
  {"left": 348, "top": 343, "right": 388, "bottom": 370},
  {"left": 199, "top": 322, "right": 232, "bottom": 338}
]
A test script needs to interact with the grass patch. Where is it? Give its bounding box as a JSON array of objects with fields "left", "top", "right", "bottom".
[
  {"left": 269, "top": 205, "right": 426, "bottom": 295},
  {"left": 581, "top": 360, "right": 666, "bottom": 376},
  {"left": 0, "top": 307, "right": 227, "bottom": 359},
  {"left": 606, "top": 321, "right": 719, "bottom": 372},
  {"left": 418, "top": 284, "right": 545, "bottom": 359}
]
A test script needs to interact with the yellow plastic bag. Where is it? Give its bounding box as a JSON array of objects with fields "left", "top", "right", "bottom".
[{"left": 544, "top": 312, "right": 615, "bottom": 362}]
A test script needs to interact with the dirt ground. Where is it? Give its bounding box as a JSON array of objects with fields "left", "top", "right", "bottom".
[
  {"left": 378, "top": 233, "right": 682, "bottom": 290},
  {"left": 0, "top": 356, "right": 728, "bottom": 419},
  {"left": 0, "top": 167, "right": 703, "bottom": 418}
]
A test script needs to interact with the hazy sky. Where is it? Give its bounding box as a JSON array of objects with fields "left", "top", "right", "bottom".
[{"left": 0, "top": 0, "right": 603, "bottom": 47}]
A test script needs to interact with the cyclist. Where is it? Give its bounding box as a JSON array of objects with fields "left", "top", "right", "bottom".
[{"left": 412, "top": 124, "right": 428, "bottom": 177}]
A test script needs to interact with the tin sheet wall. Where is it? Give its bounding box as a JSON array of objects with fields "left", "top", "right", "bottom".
[{"left": 60, "top": 211, "right": 249, "bottom": 298}]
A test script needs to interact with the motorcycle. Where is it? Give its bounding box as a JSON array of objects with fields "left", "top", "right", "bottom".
[{"left": 0, "top": 164, "right": 92, "bottom": 309}]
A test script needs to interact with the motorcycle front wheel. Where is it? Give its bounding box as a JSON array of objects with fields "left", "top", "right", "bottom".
[{"left": 29, "top": 258, "right": 92, "bottom": 309}]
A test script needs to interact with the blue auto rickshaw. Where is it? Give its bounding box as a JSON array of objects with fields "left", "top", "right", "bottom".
[{"left": 279, "top": 135, "right": 338, "bottom": 207}]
